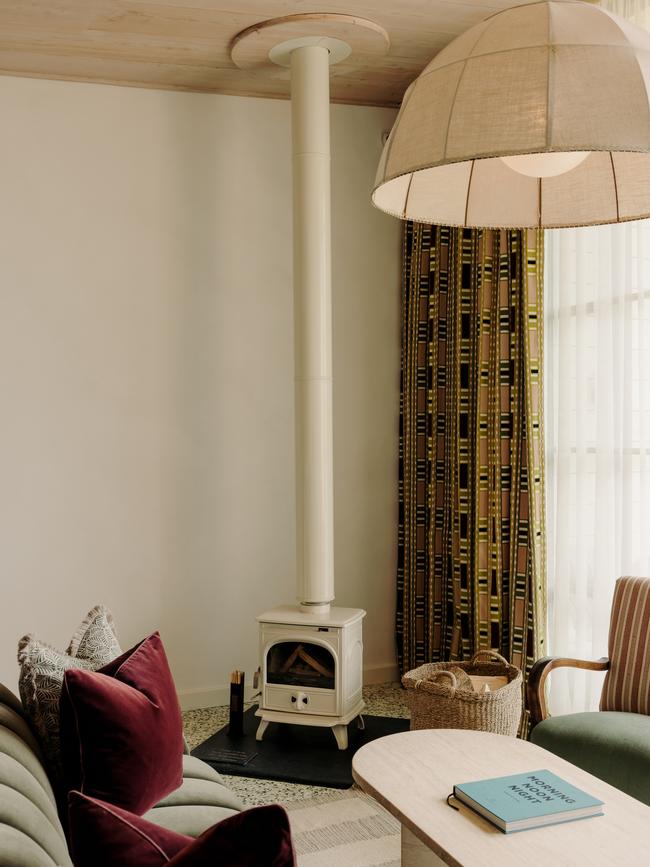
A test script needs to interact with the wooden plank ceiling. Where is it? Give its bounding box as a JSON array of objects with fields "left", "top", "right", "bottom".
[{"left": 0, "top": 0, "right": 537, "bottom": 107}]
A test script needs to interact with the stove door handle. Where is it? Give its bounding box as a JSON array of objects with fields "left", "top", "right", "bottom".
[{"left": 292, "top": 691, "right": 309, "bottom": 709}]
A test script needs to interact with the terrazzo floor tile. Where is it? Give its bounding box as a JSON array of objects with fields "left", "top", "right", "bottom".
[{"left": 182, "top": 682, "right": 408, "bottom": 806}]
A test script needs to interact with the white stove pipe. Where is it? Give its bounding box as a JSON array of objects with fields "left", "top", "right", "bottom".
[{"left": 290, "top": 44, "right": 334, "bottom": 615}]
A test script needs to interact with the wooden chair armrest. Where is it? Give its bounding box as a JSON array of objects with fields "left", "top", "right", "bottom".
[{"left": 527, "top": 656, "right": 609, "bottom": 731}]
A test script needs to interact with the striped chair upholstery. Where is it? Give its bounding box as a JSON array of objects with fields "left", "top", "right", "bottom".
[
  {"left": 600, "top": 576, "right": 650, "bottom": 715},
  {"left": 531, "top": 575, "right": 650, "bottom": 805}
]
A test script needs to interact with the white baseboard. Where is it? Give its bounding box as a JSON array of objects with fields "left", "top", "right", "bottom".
[
  {"left": 363, "top": 662, "right": 400, "bottom": 685},
  {"left": 178, "top": 661, "right": 399, "bottom": 711},
  {"left": 179, "top": 685, "right": 258, "bottom": 712}
]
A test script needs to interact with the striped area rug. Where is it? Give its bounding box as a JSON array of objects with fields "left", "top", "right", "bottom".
[{"left": 284, "top": 789, "right": 400, "bottom": 867}]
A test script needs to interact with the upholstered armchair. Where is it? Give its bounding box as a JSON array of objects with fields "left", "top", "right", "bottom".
[{"left": 528, "top": 576, "right": 650, "bottom": 806}]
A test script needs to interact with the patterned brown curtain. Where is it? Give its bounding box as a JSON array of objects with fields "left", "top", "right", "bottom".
[{"left": 397, "top": 223, "right": 546, "bottom": 703}]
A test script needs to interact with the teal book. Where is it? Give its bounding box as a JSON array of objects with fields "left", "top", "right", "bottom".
[{"left": 453, "top": 769, "right": 604, "bottom": 834}]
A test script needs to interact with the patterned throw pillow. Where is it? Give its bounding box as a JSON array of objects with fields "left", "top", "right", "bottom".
[
  {"left": 66, "top": 605, "right": 121, "bottom": 661},
  {"left": 17, "top": 605, "right": 122, "bottom": 780}
]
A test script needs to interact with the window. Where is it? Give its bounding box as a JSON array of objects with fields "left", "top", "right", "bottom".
[{"left": 545, "top": 221, "right": 650, "bottom": 712}]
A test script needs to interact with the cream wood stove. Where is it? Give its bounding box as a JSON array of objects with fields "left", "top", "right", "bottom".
[
  {"left": 230, "top": 14, "right": 388, "bottom": 750},
  {"left": 256, "top": 606, "right": 365, "bottom": 750}
]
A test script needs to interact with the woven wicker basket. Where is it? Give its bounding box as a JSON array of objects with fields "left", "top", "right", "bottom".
[{"left": 402, "top": 650, "right": 522, "bottom": 737}]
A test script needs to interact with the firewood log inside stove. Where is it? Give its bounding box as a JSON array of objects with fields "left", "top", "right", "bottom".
[{"left": 279, "top": 644, "right": 334, "bottom": 679}]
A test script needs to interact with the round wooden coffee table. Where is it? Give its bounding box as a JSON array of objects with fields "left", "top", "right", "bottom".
[{"left": 352, "top": 728, "right": 650, "bottom": 866}]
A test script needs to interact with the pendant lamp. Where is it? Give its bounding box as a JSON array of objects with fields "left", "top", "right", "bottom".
[{"left": 373, "top": 0, "right": 650, "bottom": 228}]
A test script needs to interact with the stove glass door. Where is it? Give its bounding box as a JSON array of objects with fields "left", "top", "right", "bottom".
[{"left": 266, "top": 641, "right": 335, "bottom": 690}]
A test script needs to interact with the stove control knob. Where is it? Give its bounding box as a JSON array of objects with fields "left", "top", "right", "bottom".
[{"left": 295, "top": 691, "right": 309, "bottom": 710}]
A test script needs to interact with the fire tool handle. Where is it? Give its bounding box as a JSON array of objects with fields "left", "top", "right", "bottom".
[{"left": 229, "top": 670, "right": 245, "bottom": 737}]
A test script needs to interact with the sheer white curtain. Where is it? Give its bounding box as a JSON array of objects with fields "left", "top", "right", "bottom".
[
  {"left": 545, "top": 223, "right": 650, "bottom": 713},
  {"left": 604, "top": 0, "right": 650, "bottom": 28},
  {"left": 544, "top": 0, "right": 650, "bottom": 715}
]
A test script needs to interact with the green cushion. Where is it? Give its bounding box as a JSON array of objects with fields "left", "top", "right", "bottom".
[
  {"left": 0, "top": 699, "right": 71, "bottom": 867},
  {"left": 143, "top": 804, "right": 240, "bottom": 837},
  {"left": 0, "top": 826, "right": 66, "bottom": 867},
  {"left": 0, "top": 727, "right": 55, "bottom": 806},
  {"left": 0, "top": 706, "right": 43, "bottom": 761},
  {"left": 182, "top": 754, "right": 227, "bottom": 786},
  {"left": 0, "top": 783, "right": 72, "bottom": 867},
  {"left": 143, "top": 755, "right": 243, "bottom": 837},
  {"left": 154, "top": 776, "right": 242, "bottom": 811},
  {"left": 0, "top": 686, "right": 24, "bottom": 719},
  {"left": 0, "top": 754, "right": 60, "bottom": 829},
  {"left": 531, "top": 711, "right": 650, "bottom": 805}
]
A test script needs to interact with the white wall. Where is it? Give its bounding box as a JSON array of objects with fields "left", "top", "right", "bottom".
[{"left": 0, "top": 76, "right": 400, "bottom": 707}]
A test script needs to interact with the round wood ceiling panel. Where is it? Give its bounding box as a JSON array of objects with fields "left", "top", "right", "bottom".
[{"left": 231, "top": 13, "right": 390, "bottom": 77}]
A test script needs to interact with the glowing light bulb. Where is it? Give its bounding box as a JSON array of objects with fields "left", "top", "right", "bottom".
[{"left": 500, "top": 151, "right": 590, "bottom": 178}]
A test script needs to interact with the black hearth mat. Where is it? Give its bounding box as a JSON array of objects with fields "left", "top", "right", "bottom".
[{"left": 191, "top": 706, "right": 410, "bottom": 788}]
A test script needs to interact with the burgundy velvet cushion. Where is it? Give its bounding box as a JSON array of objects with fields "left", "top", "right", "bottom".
[
  {"left": 60, "top": 631, "right": 183, "bottom": 815},
  {"left": 68, "top": 790, "right": 188, "bottom": 867},
  {"left": 68, "top": 791, "right": 296, "bottom": 867}
]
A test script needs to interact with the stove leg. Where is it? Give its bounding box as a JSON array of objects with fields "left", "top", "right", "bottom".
[
  {"left": 332, "top": 723, "right": 348, "bottom": 750},
  {"left": 256, "top": 718, "right": 270, "bottom": 742}
]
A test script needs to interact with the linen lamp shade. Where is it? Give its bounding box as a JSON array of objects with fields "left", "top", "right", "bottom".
[{"left": 373, "top": 0, "right": 650, "bottom": 228}]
